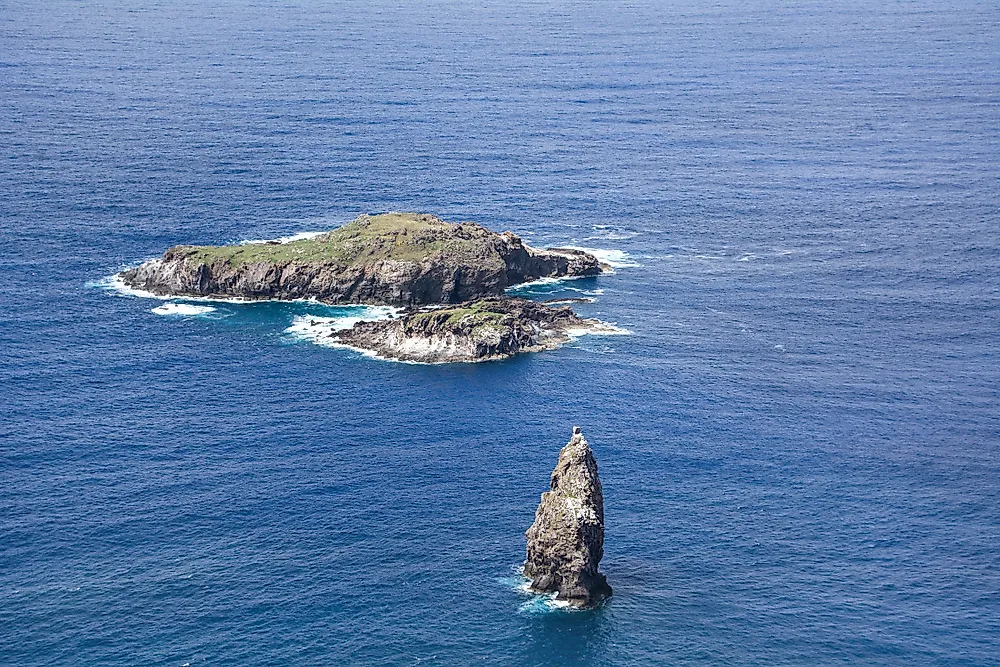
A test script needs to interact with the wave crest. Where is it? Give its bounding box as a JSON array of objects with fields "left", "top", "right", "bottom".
[
  {"left": 284, "top": 307, "right": 399, "bottom": 347},
  {"left": 562, "top": 246, "right": 642, "bottom": 268},
  {"left": 152, "top": 303, "right": 217, "bottom": 316}
]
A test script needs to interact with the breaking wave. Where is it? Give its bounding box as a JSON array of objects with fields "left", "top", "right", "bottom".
[
  {"left": 92, "top": 271, "right": 333, "bottom": 306},
  {"left": 89, "top": 273, "right": 168, "bottom": 300},
  {"left": 151, "top": 303, "right": 217, "bottom": 316},
  {"left": 506, "top": 280, "right": 605, "bottom": 299},
  {"left": 562, "top": 247, "right": 642, "bottom": 268},
  {"left": 499, "top": 571, "right": 580, "bottom": 614},
  {"left": 583, "top": 224, "right": 640, "bottom": 242},
  {"left": 508, "top": 275, "right": 590, "bottom": 293},
  {"left": 566, "top": 322, "right": 632, "bottom": 338},
  {"left": 284, "top": 307, "right": 399, "bottom": 347}
]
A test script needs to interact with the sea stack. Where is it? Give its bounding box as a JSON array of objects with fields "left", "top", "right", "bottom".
[{"left": 524, "top": 426, "right": 612, "bottom": 608}]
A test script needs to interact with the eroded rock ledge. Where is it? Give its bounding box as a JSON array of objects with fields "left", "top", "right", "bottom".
[
  {"left": 330, "top": 297, "right": 610, "bottom": 363},
  {"left": 524, "top": 427, "right": 612, "bottom": 609},
  {"left": 120, "top": 212, "right": 605, "bottom": 307}
]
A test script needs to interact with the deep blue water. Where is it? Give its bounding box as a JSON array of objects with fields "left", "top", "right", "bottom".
[{"left": 2, "top": 0, "right": 999, "bottom": 664}]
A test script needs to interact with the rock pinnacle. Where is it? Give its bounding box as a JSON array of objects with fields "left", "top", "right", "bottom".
[{"left": 524, "top": 427, "right": 612, "bottom": 608}]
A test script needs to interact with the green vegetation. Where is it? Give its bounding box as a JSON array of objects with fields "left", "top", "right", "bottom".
[
  {"left": 410, "top": 299, "right": 510, "bottom": 329},
  {"left": 175, "top": 213, "right": 496, "bottom": 267}
]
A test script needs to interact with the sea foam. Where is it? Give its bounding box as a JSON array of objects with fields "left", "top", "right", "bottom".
[
  {"left": 509, "top": 275, "right": 589, "bottom": 291},
  {"left": 152, "top": 303, "right": 217, "bottom": 316},
  {"left": 583, "top": 224, "right": 640, "bottom": 242},
  {"left": 566, "top": 322, "right": 632, "bottom": 338},
  {"left": 94, "top": 271, "right": 332, "bottom": 306},
  {"left": 500, "top": 571, "right": 581, "bottom": 614},
  {"left": 562, "top": 246, "right": 642, "bottom": 268},
  {"left": 284, "top": 307, "right": 399, "bottom": 347},
  {"left": 90, "top": 273, "right": 169, "bottom": 300}
]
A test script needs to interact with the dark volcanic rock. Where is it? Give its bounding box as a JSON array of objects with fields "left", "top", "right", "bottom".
[
  {"left": 119, "top": 213, "right": 605, "bottom": 307},
  {"left": 330, "top": 296, "right": 601, "bottom": 363},
  {"left": 524, "top": 427, "right": 612, "bottom": 608}
]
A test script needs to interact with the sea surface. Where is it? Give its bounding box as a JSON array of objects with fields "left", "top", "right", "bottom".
[{"left": 2, "top": 1, "right": 999, "bottom": 665}]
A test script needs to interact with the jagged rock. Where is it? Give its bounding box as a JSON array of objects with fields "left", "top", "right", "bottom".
[
  {"left": 120, "top": 212, "right": 606, "bottom": 307},
  {"left": 330, "top": 296, "right": 610, "bottom": 363},
  {"left": 524, "top": 426, "right": 612, "bottom": 608}
]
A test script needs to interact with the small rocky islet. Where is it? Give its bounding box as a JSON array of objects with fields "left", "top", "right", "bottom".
[
  {"left": 123, "top": 212, "right": 620, "bottom": 362},
  {"left": 122, "top": 212, "right": 605, "bottom": 306},
  {"left": 524, "top": 426, "right": 612, "bottom": 609},
  {"left": 330, "top": 296, "right": 618, "bottom": 364}
]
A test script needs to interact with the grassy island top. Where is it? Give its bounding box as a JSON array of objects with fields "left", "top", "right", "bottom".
[
  {"left": 410, "top": 299, "right": 510, "bottom": 328},
  {"left": 174, "top": 212, "right": 503, "bottom": 267}
]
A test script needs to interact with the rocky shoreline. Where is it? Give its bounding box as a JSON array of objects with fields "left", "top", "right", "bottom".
[
  {"left": 123, "top": 212, "right": 626, "bottom": 363},
  {"left": 326, "top": 297, "right": 615, "bottom": 364},
  {"left": 120, "top": 213, "right": 606, "bottom": 307}
]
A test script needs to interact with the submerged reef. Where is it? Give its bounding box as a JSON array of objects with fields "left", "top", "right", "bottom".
[
  {"left": 524, "top": 427, "right": 612, "bottom": 609},
  {"left": 120, "top": 212, "right": 605, "bottom": 307},
  {"left": 330, "top": 296, "right": 613, "bottom": 363}
]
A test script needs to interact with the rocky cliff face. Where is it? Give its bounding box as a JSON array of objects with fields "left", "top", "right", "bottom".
[
  {"left": 119, "top": 213, "right": 604, "bottom": 307},
  {"left": 524, "top": 427, "right": 612, "bottom": 608},
  {"left": 329, "top": 296, "right": 597, "bottom": 363}
]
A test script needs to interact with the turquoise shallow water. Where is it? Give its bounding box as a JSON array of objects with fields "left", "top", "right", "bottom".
[{"left": 2, "top": 1, "right": 999, "bottom": 665}]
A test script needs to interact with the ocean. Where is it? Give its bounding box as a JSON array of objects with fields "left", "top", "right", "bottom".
[{"left": 2, "top": 0, "right": 998, "bottom": 664}]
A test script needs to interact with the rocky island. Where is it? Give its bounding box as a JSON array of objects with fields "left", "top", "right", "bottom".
[
  {"left": 524, "top": 427, "right": 612, "bottom": 609},
  {"left": 329, "top": 297, "right": 612, "bottom": 363},
  {"left": 121, "top": 212, "right": 605, "bottom": 307}
]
